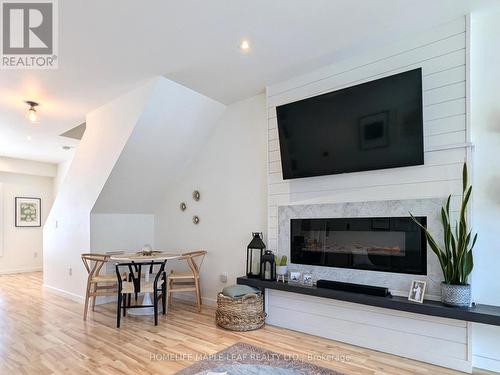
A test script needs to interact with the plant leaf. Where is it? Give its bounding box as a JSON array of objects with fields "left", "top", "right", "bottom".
[
  {"left": 471, "top": 233, "right": 478, "bottom": 250},
  {"left": 461, "top": 186, "right": 472, "bottom": 219},
  {"left": 410, "top": 171, "right": 477, "bottom": 285},
  {"left": 463, "top": 250, "right": 473, "bottom": 281},
  {"left": 410, "top": 212, "right": 447, "bottom": 280},
  {"left": 462, "top": 163, "right": 468, "bottom": 193}
]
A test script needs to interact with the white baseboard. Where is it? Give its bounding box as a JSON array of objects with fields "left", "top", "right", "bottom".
[
  {"left": 43, "top": 284, "right": 85, "bottom": 304},
  {"left": 95, "top": 292, "right": 217, "bottom": 307},
  {"left": 473, "top": 354, "right": 500, "bottom": 373},
  {"left": 41, "top": 283, "right": 216, "bottom": 308},
  {"left": 0, "top": 266, "right": 42, "bottom": 275},
  {"left": 172, "top": 292, "right": 217, "bottom": 307},
  {"left": 95, "top": 295, "right": 115, "bottom": 305}
]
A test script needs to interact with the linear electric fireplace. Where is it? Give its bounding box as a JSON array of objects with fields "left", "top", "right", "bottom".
[{"left": 290, "top": 217, "right": 427, "bottom": 275}]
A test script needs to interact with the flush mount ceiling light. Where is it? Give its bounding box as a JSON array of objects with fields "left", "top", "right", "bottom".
[
  {"left": 239, "top": 39, "right": 250, "bottom": 51},
  {"left": 25, "top": 101, "right": 39, "bottom": 123}
]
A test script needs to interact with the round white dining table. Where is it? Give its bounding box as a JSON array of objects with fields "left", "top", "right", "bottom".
[{"left": 110, "top": 251, "right": 182, "bottom": 316}]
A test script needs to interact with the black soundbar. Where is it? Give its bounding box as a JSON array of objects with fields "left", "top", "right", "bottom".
[{"left": 316, "top": 279, "right": 390, "bottom": 297}]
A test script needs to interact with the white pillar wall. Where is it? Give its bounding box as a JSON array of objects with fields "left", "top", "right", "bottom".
[
  {"left": 43, "top": 76, "right": 225, "bottom": 302},
  {"left": 470, "top": 10, "right": 500, "bottom": 372},
  {"left": 43, "top": 80, "right": 157, "bottom": 301}
]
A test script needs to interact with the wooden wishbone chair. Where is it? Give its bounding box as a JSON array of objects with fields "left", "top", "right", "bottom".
[
  {"left": 81, "top": 253, "right": 125, "bottom": 321},
  {"left": 115, "top": 260, "right": 167, "bottom": 328},
  {"left": 167, "top": 250, "right": 206, "bottom": 312}
]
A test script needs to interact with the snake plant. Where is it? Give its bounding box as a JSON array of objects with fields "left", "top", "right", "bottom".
[
  {"left": 274, "top": 255, "right": 288, "bottom": 266},
  {"left": 410, "top": 163, "right": 477, "bottom": 285}
]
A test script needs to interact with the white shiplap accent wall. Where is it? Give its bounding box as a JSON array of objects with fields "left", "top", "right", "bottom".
[
  {"left": 266, "top": 289, "right": 472, "bottom": 373},
  {"left": 266, "top": 17, "right": 468, "bottom": 253},
  {"left": 264, "top": 17, "right": 472, "bottom": 372}
]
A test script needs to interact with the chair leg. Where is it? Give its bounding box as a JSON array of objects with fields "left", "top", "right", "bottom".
[
  {"left": 83, "top": 280, "right": 91, "bottom": 321},
  {"left": 168, "top": 279, "right": 173, "bottom": 306},
  {"left": 129, "top": 273, "right": 138, "bottom": 302},
  {"left": 162, "top": 282, "right": 167, "bottom": 315},
  {"left": 122, "top": 293, "right": 127, "bottom": 317},
  {"left": 153, "top": 290, "right": 158, "bottom": 326},
  {"left": 197, "top": 278, "right": 202, "bottom": 307},
  {"left": 91, "top": 282, "right": 98, "bottom": 311},
  {"left": 194, "top": 278, "right": 201, "bottom": 313},
  {"left": 117, "top": 293, "right": 122, "bottom": 328}
]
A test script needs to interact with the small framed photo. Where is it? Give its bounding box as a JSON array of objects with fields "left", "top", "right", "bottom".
[
  {"left": 408, "top": 280, "right": 426, "bottom": 303},
  {"left": 302, "top": 273, "right": 313, "bottom": 286},
  {"left": 288, "top": 271, "right": 302, "bottom": 284},
  {"left": 15, "top": 197, "right": 41, "bottom": 227}
]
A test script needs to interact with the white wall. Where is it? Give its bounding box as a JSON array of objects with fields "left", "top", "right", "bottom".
[
  {"left": 53, "top": 157, "right": 73, "bottom": 199},
  {"left": 90, "top": 213, "right": 154, "bottom": 252},
  {"left": 43, "top": 79, "right": 156, "bottom": 301},
  {"left": 470, "top": 10, "right": 500, "bottom": 372},
  {"left": 44, "top": 76, "right": 226, "bottom": 302},
  {"left": 0, "top": 157, "right": 54, "bottom": 273},
  {"left": 0, "top": 156, "right": 57, "bottom": 178},
  {"left": 92, "top": 78, "right": 225, "bottom": 214},
  {"left": 0, "top": 183, "right": 3, "bottom": 257},
  {"left": 154, "top": 94, "right": 268, "bottom": 304}
]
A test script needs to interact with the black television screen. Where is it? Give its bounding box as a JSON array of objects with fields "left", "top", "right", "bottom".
[{"left": 276, "top": 68, "right": 424, "bottom": 180}]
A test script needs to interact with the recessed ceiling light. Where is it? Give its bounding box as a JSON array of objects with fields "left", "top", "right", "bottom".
[
  {"left": 26, "top": 136, "right": 32, "bottom": 141},
  {"left": 239, "top": 39, "right": 250, "bottom": 51}
]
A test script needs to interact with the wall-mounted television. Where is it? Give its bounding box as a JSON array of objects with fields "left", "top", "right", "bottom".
[{"left": 276, "top": 68, "right": 424, "bottom": 180}]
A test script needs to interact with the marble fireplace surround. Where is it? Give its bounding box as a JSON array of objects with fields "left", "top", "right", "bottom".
[{"left": 278, "top": 198, "right": 446, "bottom": 298}]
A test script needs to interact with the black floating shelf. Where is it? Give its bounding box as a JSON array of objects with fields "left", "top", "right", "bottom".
[{"left": 237, "top": 276, "right": 500, "bottom": 327}]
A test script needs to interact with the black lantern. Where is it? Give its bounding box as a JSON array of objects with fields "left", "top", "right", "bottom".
[
  {"left": 261, "top": 250, "right": 276, "bottom": 281},
  {"left": 247, "top": 232, "right": 266, "bottom": 278}
]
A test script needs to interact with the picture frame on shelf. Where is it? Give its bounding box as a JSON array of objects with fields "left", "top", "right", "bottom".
[
  {"left": 15, "top": 197, "right": 41, "bottom": 227},
  {"left": 288, "top": 270, "right": 301, "bottom": 284},
  {"left": 302, "top": 273, "right": 313, "bottom": 286},
  {"left": 408, "top": 280, "right": 426, "bottom": 304}
]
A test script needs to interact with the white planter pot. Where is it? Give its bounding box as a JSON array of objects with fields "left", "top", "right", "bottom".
[
  {"left": 441, "top": 283, "right": 471, "bottom": 307},
  {"left": 276, "top": 265, "right": 288, "bottom": 276}
]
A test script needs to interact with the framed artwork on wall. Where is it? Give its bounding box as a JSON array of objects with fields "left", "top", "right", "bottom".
[{"left": 15, "top": 197, "right": 41, "bottom": 227}]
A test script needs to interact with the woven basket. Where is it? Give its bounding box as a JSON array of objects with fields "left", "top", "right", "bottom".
[{"left": 216, "top": 293, "right": 265, "bottom": 331}]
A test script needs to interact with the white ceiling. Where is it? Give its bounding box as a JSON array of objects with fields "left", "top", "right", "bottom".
[{"left": 0, "top": 0, "right": 499, "bottom": 164}]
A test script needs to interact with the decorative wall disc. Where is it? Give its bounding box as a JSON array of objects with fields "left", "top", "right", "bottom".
[{"left": 192, "top": 190, "right": 200, "bottom": 201}]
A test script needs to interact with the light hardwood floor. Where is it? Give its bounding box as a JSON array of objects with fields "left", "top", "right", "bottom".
[{"left": 0, "top": 272, "right": 493, "bottom": 375}]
